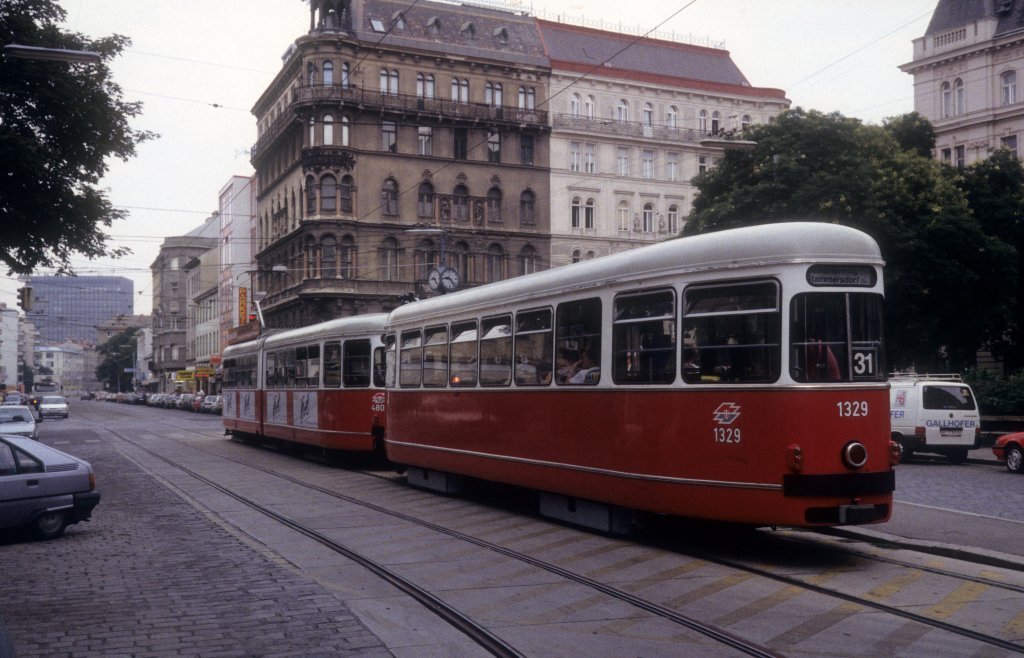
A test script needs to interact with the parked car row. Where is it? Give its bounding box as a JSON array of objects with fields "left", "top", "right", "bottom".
[{"left": 94, "top": 392, "right": 223, "bottom": 414}]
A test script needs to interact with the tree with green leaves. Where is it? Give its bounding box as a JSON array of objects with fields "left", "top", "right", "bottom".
[
  {"left": 0, "top": 0, "right": 154, "bottom": 275},
  {"left": 684, "top": 108, "right": 1016, "bottom": 372},
  {"left": 96, "top": 328, "right": 138, "bottom": 392}
]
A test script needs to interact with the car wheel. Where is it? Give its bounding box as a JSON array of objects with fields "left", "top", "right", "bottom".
[
  {"left": 1006, "top": 445, "right": 1024, "bottom": 474},
  {"left": 32, "top": 511, "right": 67, "bottom": 540}
]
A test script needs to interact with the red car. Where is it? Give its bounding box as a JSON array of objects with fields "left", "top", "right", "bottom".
[{"left": 992, "top": 433, "right": 1024, "bottom": 473}]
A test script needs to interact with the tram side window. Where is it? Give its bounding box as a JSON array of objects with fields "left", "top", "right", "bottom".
[
  {"left": 450, "top": 321, "right": 479, "bottom": 387},
  {"left": 790, "top": 293, "right": 884, "bottom": 382},
  {"left": 480, "top": 315, "right": 512, "bottom": 386},
  {"left": 324, "top": 342, "right": 342, "bottom": 387},
  {"left": 556, "top": 297, "right": 602, "bottom": 385},
  {"left": 295, "top": 346, "right": 309, "bottom": 387},
  {"left": 400, "top": 330, "right": 423, "bottom": 387},
  {"left": 515, "top": 309, "right": 553, "bottom": 386},
  {"left": 384, "top": 335, "right": 397, "bottom": 388},
  {"left": 613, "top": 290, "right": 675, "bottom": 384},
  {"left": 284, "top": 348, "right": 298, "bottom": 387},
  {"left": 266, "top": 352, "right": 278, "bottom": 388},
  {"left": 373, "top": 347, "right": 386, "bottom": 387},
  {"left": 343, "top": 339, "right": 371, "bottom": 387},
  {"left": 423, "top": 326, "right": 449, "bottom": 387},
  {"left": 683, "top": 282, "right": 780, "bottom": 384},
  {"left": 307, "top": 344, "right": 320, "bottom": 387}
]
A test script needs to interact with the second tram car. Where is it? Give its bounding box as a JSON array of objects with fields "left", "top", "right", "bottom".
[
  {"left": 221, "top": 314, "right": 388, "bottom": 453},
  {"left": 384, "top": 223, "right": 897, "bottom": 528}
]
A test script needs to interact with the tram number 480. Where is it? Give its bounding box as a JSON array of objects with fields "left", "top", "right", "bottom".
[{"left": 713, "top": 427, "right": 741, "bottom": 444}]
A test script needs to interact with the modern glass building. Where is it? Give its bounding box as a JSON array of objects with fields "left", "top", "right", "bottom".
[{"left": 23, "top": 276, "right": 134, "bottom": 344}]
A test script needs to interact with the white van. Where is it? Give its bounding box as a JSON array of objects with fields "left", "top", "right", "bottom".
[{"left": 889, "top": 374, "right": 980, "bottom": 463}]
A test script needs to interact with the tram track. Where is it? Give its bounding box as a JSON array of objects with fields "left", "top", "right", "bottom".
[
  {"left": 103, "top": 424, "right": 779, "bottom": 657},
  {"left": 83, "top": 406, "right": 1024, "bottom": 655}
]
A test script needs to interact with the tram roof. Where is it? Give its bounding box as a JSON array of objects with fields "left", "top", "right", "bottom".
[{"left": 389, "top": 222, "right": 882, "bottom": 326}]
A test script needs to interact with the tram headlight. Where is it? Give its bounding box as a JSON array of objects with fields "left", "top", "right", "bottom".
[{"left": 842, "top": 441, "right": 868, "bottom": 469}]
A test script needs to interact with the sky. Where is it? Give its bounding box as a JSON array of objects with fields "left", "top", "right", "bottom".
[{"left": 5, "top": 0, "right": 938, "bottom": 316}]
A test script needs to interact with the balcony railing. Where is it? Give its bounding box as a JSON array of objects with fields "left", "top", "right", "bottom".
[
  {"left": 253, "top": 84, "right": 548, "bottom": 160},
  {"left": 553, "top": 113, "right": 705, "bottom": 144}
]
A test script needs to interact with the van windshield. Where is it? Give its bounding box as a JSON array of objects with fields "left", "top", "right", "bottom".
[{"left": 923, "top": 385, "right": 976, "bottom": 410}]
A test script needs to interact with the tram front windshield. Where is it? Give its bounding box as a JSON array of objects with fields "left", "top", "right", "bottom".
[{"left": 790, "top": 293, "right": 884, "bottom": 382}]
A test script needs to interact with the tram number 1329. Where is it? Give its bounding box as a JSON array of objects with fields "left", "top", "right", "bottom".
[
  {"left": 714, "top": 427, "right": 742, "bottom": 444},
  {"left": 836, "top": 400, "right": 869, "bottom": 417}
]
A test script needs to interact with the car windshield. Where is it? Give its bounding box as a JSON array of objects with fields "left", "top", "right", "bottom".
[
  {"left": 42, "top": 397, "right": 66, "bottom": 404},
  {"left": 0, "top": 407, "right": 33, "bottom": 423}
]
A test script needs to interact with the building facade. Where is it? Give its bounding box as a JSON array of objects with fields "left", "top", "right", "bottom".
[
  {"left": 541, "top": 18, "right": 789, "bottom": 265},
  {"left": 186, "top": 245, "right": 221, "bottom": 393},
  {"left": 21, "top": 276, "right": 133, "bottom": 345},
  {"left": 0, "top": 306, "right": 18, "bottom": 394},
  {"left": 150, "top": 219, "right": 219, "bottom": 392},
  {"left": 33, "top": 343, "right": 86, "bottom": 393},
  {"left": 250, "top": 0, "right": 551, "bottom": 329},
  {"left": 219, "top": 175, "right": 257, "bottom": 350},
  {"left": 901, "top": 0, "right": 1024, "bottom": 166}
]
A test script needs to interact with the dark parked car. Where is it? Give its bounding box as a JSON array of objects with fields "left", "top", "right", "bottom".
[
  {"left": 993, "top": 432, "right": 1024, "bottom": 473},
  {"left": 0, "top": 436, "right": 100, "bottom": 539}
]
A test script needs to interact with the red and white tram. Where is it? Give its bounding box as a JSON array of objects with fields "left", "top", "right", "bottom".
[
  {"left": 384, "top": 223, "right": 897, "bottom": 528},
  {"left": 221, "top": 314, "right": 388, "bottom": 453}
]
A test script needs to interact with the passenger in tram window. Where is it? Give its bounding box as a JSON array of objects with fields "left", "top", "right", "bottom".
[
  {"left": 537, "top": 362, "right": 553, "bottom": 385},
  {"left": 555, "top": 349, "right": 576, "bottom": 384},
  {"left": 683, "top": 348, "right": 701, "bottom": 382},
  {"left": 568, "top": 349, "right": 599, "bottom": 384}
]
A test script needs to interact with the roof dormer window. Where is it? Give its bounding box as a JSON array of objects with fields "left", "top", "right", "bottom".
[{"left": 370, "top": 18, "right": 385, "bottom": 32}]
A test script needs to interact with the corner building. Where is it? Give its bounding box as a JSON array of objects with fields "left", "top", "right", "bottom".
[{"left": 252, "top": 0, "right": 551, "bottom": 329}]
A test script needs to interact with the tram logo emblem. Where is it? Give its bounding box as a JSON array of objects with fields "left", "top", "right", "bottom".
[{"left": 713, "top": 402, "right": 741, "bottom": 425}]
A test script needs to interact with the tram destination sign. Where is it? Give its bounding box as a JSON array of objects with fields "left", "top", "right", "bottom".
[{"left": 806, "top": 264, "right": 876, "bottom": 287}]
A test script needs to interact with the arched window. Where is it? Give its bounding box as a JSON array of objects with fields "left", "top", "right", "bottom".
[
  {"left": 485, "top": 244, "right": 504, "bottom": 282},
  {"left": 643, "top": 103, "right": 654, "bottom": 127},
  {"left": 307, "top": 62, "right": 316, "bottom": 85},
  {"left": 322, "top": 61, "right": 333, "bottom": 86},
  {"left": 1002, "top": 71, "right": 1016, "bottom": 105},
  {"left": 308, "top": 117, "right": 316, "bottom": 146},
  {"left": 570, "top": 93, "right": 581, "bottom": 117},
  {"left": 341, "top": 62, "right": 350, "bottom": 89},
  {"left": 380, "top": 68, "right": 398, "bottom": 95},
  {"left": 320, "top": 174, "right": 337, "bottom": 213},
  {"left": 381, "top": 179, "right": 399, "bottom": 216},
  {"left": 519, "top": 190, "right": 535, "bottom": 225},
  {"left": 585, "top": 198, "right": 595, "bottom": 229},
  {"left": 518, "top": 86, "right": 535, "bottom": 110},
  {"left": 340, "top": 235, "right": 355, "bottom": 279},
  {"left": 741, "top": 115, "right": 752, "bottom": 131},
  {"left": 642, "top": 202, "right": 654, "bottom": 232},
  {"left": 666, "top": 106, "right": 678, "bottom": 129},
  {"left": 519, "top": 245, "right": 537, "bottom": 275},
  {"left": 667, "top": 204, "right": 680, "bottom": 233},
  {"left": 323, "top": 114, "right": 334, "bottom": 145},
  {"left": 941, "top": 81, "right": 953, "bottom": 118},
  {"left": 617, "top": 99, "right": 629, "bottom": 122},
  {"left": 340, "top": 116, "right": 350, "bottom": 146},
  {"left": 711, "top": 111, "right": 721, "bottom": 134},
  {"left": 379, "top": 238, "right": 400, "bottom": 281},
  {"left": 571, "top": 249, "right": 582, "bottom": 264},
  {"left": 418, "top": 181, "right": 435, "bottom": 219},
  {"left": 487, "top": 187, "right": 502, "bottom": 223},
  {"left": 305, "top": 175, "right": 317, "bottom": 214},
  {"left": 304, "top": 235, "right": 318, "bottom": 278},
  {"left": 340, "top": 175, "right": 354, "bottom": 214},
  {"left": 454, "top": 184, "right": 469, "bottom": 222},
  {"left": 485, "top": 82, "right": 503, "bottom": 107},
  {"left": 416, "top": 73, "right": 435, "bottom": 99},
  {"left": 571, "top": 196, "right": 582, "bottom": 229},
  {"left": 451, "top": 77, "right": 469, "bottom": 103},
  {"left": 452, "top": 241, "right": 471, "bottom": 283},
  {"left": 321, "top": 236, "right": 337, "bottom": 278},
  {"left": 954, "top": 78, "right": 965, "bottom": 115},
  {"left": 698, "top": 110, "right": 709, "bottom": 133},
  {"left": 585, "top": 95, "right": 595, "bottom": 118},
  {"left": 417, "top": 238, "right": 437, "bottom": 280}
]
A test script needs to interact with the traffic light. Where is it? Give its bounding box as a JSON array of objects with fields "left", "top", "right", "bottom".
[{"left": 16, "top": 286, "right": 32, "bottom": 311}]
